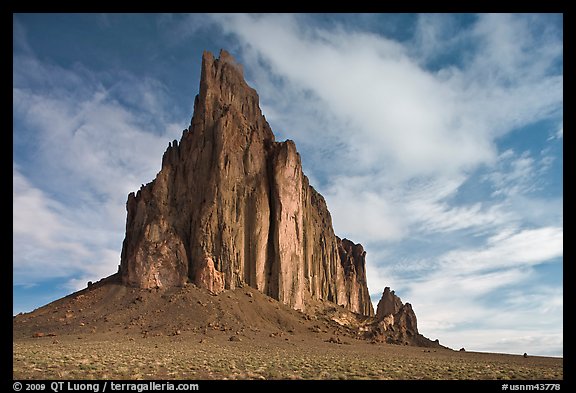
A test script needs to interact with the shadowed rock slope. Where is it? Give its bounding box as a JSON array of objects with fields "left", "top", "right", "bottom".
[{"left": 13, "top": 274, "right": 442, "bottom": 349}]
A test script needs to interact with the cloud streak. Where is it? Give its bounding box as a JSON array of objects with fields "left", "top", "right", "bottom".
[{"left": 441, "top": 226, "right": 563, "bottom": 273}]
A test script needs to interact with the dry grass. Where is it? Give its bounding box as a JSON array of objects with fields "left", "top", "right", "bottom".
[{"left": 13, "top": 332, "right": 562, "bottom": 380}]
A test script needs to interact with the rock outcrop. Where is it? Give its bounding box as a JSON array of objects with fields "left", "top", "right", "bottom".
[
  {"left": 337, "top": 238, "right": 374, "bottom": 316},
  {"left": 370, "top": 287, "right": 421, "bottom": 345},
  {"left": 375, "top": 286, "right": 404, "bottom": 320},
  {"left": 120, "top": 50, "right": 374, "bottom": 316}
]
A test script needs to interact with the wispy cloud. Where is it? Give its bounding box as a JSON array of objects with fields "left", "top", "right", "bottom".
[
  {"left": 440, "top": 226, "right": 562, "bottom": 273},
  {"left": 548, "top": 123, "right": 563, "bottom": 141},
  {"left": 13, "top": 42, "right": 185, "bottom": 291},
  {"left": 484, "top": 150, "right": 546, "bottom": 197},
  {"left": 13, "top": 165, "right": 88, "bottom": 261},
  {"left": 380, "top": 236, "right": 562, "bottom": 355}
]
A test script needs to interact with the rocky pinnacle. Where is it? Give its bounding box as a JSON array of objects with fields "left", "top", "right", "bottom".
[{"left": 120, "top": 50, "right": 374, "bottom": 316}]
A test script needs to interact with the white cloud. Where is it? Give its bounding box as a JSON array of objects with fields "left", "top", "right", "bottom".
[
  {"left": 440, "top": 226, "right": 563, "bottom": 274},
  {"left": 215, "top": 14, "right": 491, "bottom": 179},
  {"left": 401, "top": 175, "right": 511, "bottom": 234},
  {"left": 506, "top": 194, "right": 563, "bottom": 229},
  {"left": 13, "top": 165, "right": 87, "bottom": 257},
  {"left": 325, "top": 176, "right": 407, "bottom": 242},
  {"left": 214, "top": 13, "right": 561, "bottom": 180},
  {"left": 382, "top": 265, "right": 563, "bottom": 355},
  {"left": 437, "top": 329, "right": 562, "bottom": 357},
  {"left": 13, "top": 50, "right": 186, "bottom": 294},
  {"left": 13, "top": 53, "right": 187, "bottom": 202},
  {"left": 13, "top": 165, "right": 122, "bottom": 290},
  {"left": 374, "top": 224, "right": 561, "bottom": 302},
  {"left": 13, "top": 165, "right": 89, "bottom": 283},
  {"left": 470, "top": 14, "right": 563, "bottom": 84},
  {"left": 375, "top": 226, "right": 563, "bottom": 355},
  {"left": 484, "top": 150, "right": 541, "bottom": 197},
  {"left": 548, "top": 123, "right": 563, "bottom": 140},
  {"left": 412, "top": 14, "right": 460, "bottom": 64}
]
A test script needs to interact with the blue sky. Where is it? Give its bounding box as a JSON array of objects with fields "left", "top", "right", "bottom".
[{"left": 13, "top": 14, "right": 563, "bottom": 357}]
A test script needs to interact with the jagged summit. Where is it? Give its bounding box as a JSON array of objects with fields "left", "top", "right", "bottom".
[{"left": 119, "top": 50, "right": 374, "bottom": 316}]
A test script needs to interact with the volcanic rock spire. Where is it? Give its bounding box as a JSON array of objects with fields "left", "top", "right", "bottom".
[
  {"left": 120, "top": 50, "right": 374, "bottom": 316},
  {"left": 372, "top": 287, "right": 419, "bottom": 343}
]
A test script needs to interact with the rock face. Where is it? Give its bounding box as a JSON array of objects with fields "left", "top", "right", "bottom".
[
  {"left": 337, "top": 238, "right": 374, "bottom": 316},
  {"left": 375, "top": 286, "right": 404, "bottom": 320},
  {"left": 120, "top": 50, "right": 374, "bottom": 316},
  {"left": 371, "top": 287, "right": 419, "bottom": 344}
]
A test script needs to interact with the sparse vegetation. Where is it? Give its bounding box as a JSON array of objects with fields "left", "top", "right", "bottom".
[
  {"left": 13, "top": 281, "right": 562, "bottom": 380},
  {"left": 13, "top": 332, "right": 562, "bottom": 380}
]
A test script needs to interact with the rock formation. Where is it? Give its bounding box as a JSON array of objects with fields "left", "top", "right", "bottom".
[
  {"left": 375, "top": 286, "right": 404, "bottom": 320},
  {"left": 120, "top": 50, "right": 374, "bottom": 316},
  {"left": 337, "top": 238, "right": 373, "bottom": 316},
  {"left": 371, "top": 287, "right": 420, "bottom": 344}
]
